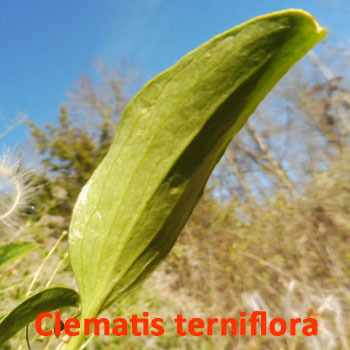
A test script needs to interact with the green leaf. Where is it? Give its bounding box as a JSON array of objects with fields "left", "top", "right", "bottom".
[
  {"left": 0, "top": 242, "right": 39, "bottom": 270},
  {"left": 0, "top": 287, "right": 80, "bottom": 345},
  {"left": 69, "top": 8, "right": 326, "bottom": 326}
]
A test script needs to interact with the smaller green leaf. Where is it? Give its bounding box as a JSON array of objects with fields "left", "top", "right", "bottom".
[
  {"left": 0, "top": 242, "right": 39, "bottom": 270},
  {"left": 0, "top": 287, "right": 80, "bottom": 345}
]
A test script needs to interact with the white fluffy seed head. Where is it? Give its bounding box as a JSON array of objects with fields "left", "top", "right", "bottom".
[{"left": 0, "top": 149, "right": 37, "bottom": 227}]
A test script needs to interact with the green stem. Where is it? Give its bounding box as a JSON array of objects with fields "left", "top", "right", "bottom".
[{"left": 26, "top": 230, "right": 67, "bottom": 296}]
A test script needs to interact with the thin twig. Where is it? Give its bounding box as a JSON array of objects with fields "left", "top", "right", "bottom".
[
  {"left": 26, "top": 230, "right": 67, "bottom": 296},
  {"left": 0, "top": 115, "right": 27, "bottom": 140},
  {"left": 45, "top": 252, "right": 68, "bottom": 288}
]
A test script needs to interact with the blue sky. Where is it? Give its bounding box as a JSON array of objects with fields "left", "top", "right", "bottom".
[{"left": 0, "top": 0, "right": 349, "bottom": 148}]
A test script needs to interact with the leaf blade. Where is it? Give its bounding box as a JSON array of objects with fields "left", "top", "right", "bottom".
[
  {"left": 69, "top": 9, "right": 326, "bottom": 320},
  {"left": 0, "top": 241, "right": 39, "bottom": 270},
  {"left": 0, "top": 287, "right": 80, "bottom": 345}
]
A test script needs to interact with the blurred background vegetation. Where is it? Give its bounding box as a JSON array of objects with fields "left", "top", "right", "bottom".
[{"left": 0, "top": 43, "right": 349, "bottom": 349}]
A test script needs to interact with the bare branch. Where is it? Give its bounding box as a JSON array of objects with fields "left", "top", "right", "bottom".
[{"left": 0, "top": 114, "right": 28, "bottom": 140}]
